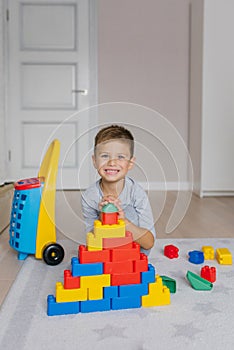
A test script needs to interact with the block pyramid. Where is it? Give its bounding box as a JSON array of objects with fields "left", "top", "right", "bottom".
[{"left": 47, "top": 204, "right": 170, "bottom": 316}]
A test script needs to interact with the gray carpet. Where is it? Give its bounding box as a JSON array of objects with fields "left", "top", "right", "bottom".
[{"left": 0, "top": 238, "right": 234, "bottom": 350}]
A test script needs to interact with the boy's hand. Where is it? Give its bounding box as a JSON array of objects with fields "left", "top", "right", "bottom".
[{"left": 98, "top": 195, "right": 125, "bottom": 219}]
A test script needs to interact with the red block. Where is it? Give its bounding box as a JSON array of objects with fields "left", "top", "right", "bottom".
[
  {"left": 201, "top": 265, "right": 216, "bottom": 283},
  {"left": 104, "top": 260, "right": 133, "bottom": 274},
  {"left": 101, "top": 212, "right": 118, "bottom": 225},
  {"left": 133, "top": 253, "right": 148, "bottom": 273},
  {"left": 164, "top": 244, "right": 179, "bottom": 259},
  {"left": 103, "top": 231, "right": 133, "bottom": 249},
  {"left": 110, "top": 242, "right": 141, "bottom": 262},
  {"left": 64, "top": 270, "right": 80, "bottom": 289},
  {"left": 111, "top": 271, "right": 141, "bottom": 286},
  {"left": 78, "top": 245, "right": 110, "bottom": 263}
]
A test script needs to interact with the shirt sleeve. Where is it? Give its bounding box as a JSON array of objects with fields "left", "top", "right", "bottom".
[{"left": 133, "top": 185, "right": 156, "bottom": 238}]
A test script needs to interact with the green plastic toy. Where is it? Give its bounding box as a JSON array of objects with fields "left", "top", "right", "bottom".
[
  {"left": 161, "top": 276, "right": 176, "bottom": 293},
  {"left": 186, "top": 271, "right": 213, "bottom": 291}
]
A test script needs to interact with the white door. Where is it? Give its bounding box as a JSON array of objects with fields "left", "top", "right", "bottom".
[{"left": 6, "top": 0, "right": 97, "bottom": 189}]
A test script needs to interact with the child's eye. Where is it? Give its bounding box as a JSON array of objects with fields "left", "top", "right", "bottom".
[
  {"left": 100, "top": 154, "right": 109, "bottom": 159},
  {"left": 118, "top": 155, "right": 126, "bottom": 160}
]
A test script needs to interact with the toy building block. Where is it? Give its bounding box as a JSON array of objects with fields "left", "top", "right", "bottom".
[
  {"left": 47, "top": 295, "right": 80, "bottom": 316},
  {"left": 200, "top": 266, "right": 216, "bottom": 283},
  {"left": 216, "top": 248, "right": 232, "bottom": 265},
  {"left": 186, "top": 271, "right": 213, "bottom": 291},
  {"left": 88, "top": 286, "right": 103, "bottom": 300},
  {"left": 78, "top": 245, "right": 110, "bottom": 264},
  {"left": 202, "top": 246, "right": 215, "bottom": 260},
  {"left": 141, "top": 275, "right": 170, "bottom": 307},
  {"left": 161, "top": 276, "right": 176, "bottom": 293},
  {"left": 71, "top": 257, "right": 103, "bottom": 276},
  {"left": 103, "top": 285, "right": 118, "bottom": 299},
  {"left": 141, "top": 264, "right": 156, "bottom": 284},
  {"left": 133, "top": 253, "right": 148, "bottom": 273},
  {"left": 110, "top": 242, "right": 140, "bottom": 262},
  {"left": 164, "top": 244, "right": 179, "bottom": 259},
  {"left": 112, "top": 295, "right": 141, "bottom": 310},
  {"left": 111, "top": 271, "right": 141, "bottom": 286},
  {"left": 101, "top": 203, "right": 119, "bottom": 225},
  {"left": 119, "top": 282, "right": 148, "bottom": 297},
  {"left": 56, "top": 282, "right": 87, "bottom": 302},
  {"left": 86, "top": 232, "right": 103, "bottom": 251},
  {"left": 103, "top": 259, "right": 133, "bottom": 274},
  {"left": 80, "top": 298, "right": 111, "bottom": 313},
  {"left": 80, "top": 274, "right": 111, "bottom": 289},
  {"left": 94, "top": 219, "right": 125, "bottom": 238},
  {"left": 188, "top": 250, "right": 204, "bottom": 264},
  {"left": 64, "top": 270, "right": 80, "bottom": 289},
  {"left": 103, "top": 231, "right": 133, "bottom": 249}
]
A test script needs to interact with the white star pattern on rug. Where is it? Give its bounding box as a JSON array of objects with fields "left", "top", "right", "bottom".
[
  {"left": 93, "top": 324, "right": 128, "bottom": 341},
  {"left": 172, "top": 321, "right": 203, "bottom": 340},
  {"left": 192, "top": 301, "right": 221, "bottom": 316}
]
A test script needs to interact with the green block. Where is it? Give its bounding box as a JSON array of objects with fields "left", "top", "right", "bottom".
[
  {"left": 186, "top": 271, "right": 213, "bottom": 291},
  {"left": 101, "top": 203, "right": 118, "bottom": 213},
  {"left": 161, "top": 275, "right": 176, "bottom": 293}
]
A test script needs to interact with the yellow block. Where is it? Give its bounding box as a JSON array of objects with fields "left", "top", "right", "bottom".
[
  {"left": 88, "top": 286, "right": 103, "bottom": 300},
  {"left": 142, "top": 275, "right": 170, "bottom": 307},
  {"left": 202, "top": 246, "right": 215, "bottom": 260},
  {"left": 56, "top": 282, "right": 87, "bottom": 303},
  {"left": 80, "top": 274, "right": 111, "bottom": 289},
  {"left": 36, "top": 140, "right": 60, "bottom": 259},
  {"left": 216, "top": 248, "right": 232, "bottom": 265},
  {"left": 93, "top": 219, "right": 125, "bottom": 238},
  {"left": 86, "top": 232, "right": 102, "bottom": 251}
]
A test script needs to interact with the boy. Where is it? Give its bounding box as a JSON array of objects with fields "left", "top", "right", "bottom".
[{"left": 81, "top": 124, "right": 155, "bottom": 255}]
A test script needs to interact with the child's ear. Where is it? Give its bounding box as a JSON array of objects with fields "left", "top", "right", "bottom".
[
  {"left": 92, "top": 155, "right": 97, "bottom": 169},
  {"left": 128, "top": 156, "right": 136, "bottom": 170}
]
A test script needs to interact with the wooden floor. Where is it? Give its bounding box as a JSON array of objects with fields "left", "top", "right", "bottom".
[{"left": 0, "top": 191, "right": 234, "bottom": 307}]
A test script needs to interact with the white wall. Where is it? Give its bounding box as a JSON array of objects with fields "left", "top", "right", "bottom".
[
  {"left": 202, "top": 0, "right": 234, "bottom": 192},
  {"left": 97, "top": 0, "right": 192, "bottom": 188},
  {"left": 190, "top": 0, "right": 234, "bottom": 195}
]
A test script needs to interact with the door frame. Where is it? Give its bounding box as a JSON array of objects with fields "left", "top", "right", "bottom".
[{"left": 1, "top": 0, "right": 98, "bottom": 187}]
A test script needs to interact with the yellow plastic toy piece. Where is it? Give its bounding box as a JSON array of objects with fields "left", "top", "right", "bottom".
[
  {"left": 202, "top": 246, "right": 215, "bottom": 260},
  {"left": 216, "top": 248, "right": 232, "bottom": 265},
  {"left": 80, "top": 274, "right": 111, "bottom": 289},
  {"left": 56, "top": 282, "right": 87, "bottom": 303},
  {"left": 35, "top": 140, "right": 60, "bottom": 259},
  {"left": 142, "top": 275, "right": 170, "bottom": 307},
  {"left": 86, "top": 232, "right": 103, "bottom": 251},
  {"left": 88, "top": 286, "right": 103, "bottom": 300},
  {"left": 94, "top": 219, "right": 126, "bottom": 239}
]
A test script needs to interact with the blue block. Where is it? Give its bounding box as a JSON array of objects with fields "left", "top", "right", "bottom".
[
  {"left": 103, "top": 286, "right": 118, "bottom": 299},
  {"left": 80, "top": 298, "right": 111, "bottom": 313},
  {"left": 47, "top": 295, "right": 80, "bottom": 316},
  {"left": 119, "top": 283, "right": 148, "bottom": 297},
  {"left": 111, "top": 295, "right": 141, "bottom": 310},
  {"left": 9, "top": 187, "right": 41, "bottom": 256},
  {"left": 71, "top": 257, "right": 103, "bottom": 276},
  {"left": 141, "top": 264, "right": 155, "bottom": 284},
  {"left": 188, "top": 250, "right": 204, "bottom": 264}
]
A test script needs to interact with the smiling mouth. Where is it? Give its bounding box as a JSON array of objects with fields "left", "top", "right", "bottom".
[{"left": 104, "top": 169, "right": 120, "bottom": 175}]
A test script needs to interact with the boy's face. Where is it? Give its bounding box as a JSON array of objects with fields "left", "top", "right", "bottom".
[{"left": 92, "top": 139, "right": 135, "bottom": 183}]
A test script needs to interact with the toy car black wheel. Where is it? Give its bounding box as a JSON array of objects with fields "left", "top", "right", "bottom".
[{"left": 43, "top": 243, "right": 65, "bottom": 266}]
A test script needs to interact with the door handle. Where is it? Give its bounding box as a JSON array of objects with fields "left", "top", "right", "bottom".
[{"left": 72, "top": 89, "right": 88, "bottom": 95}]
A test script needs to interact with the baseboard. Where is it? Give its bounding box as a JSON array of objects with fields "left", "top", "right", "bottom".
[{"left": 200, "top": 190, "right": 234, "bottom": 197}]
